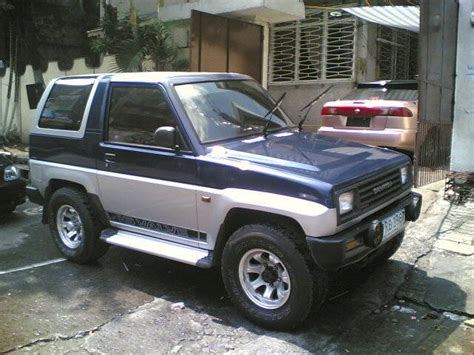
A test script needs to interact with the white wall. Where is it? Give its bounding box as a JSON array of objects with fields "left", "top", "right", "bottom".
[
  {"left": 451, "top": 0, "right": 474, "bottom": 172},
  {"left": 0, "top": 55, "right": 118, "bottom": 143}
]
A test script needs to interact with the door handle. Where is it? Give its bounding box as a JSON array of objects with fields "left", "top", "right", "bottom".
[{"left": 105, "top": 153, "right": 116, "bottom": 167}]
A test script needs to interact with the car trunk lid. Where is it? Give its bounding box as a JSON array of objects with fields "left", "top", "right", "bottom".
[{"left": 321, "top": 100, "right": 414, "bottom": 130}]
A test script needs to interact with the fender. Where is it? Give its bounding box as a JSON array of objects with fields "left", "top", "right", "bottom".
[
  {"left": 29, "top": 159, "right": 100, "bottom": 197},
  {"left": 196, "top": 188, "right": 338, "bottom": 249}
]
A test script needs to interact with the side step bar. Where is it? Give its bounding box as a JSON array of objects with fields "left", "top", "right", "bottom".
[{"left": 100, "top": 229, "right": 213, "bottom": 268}]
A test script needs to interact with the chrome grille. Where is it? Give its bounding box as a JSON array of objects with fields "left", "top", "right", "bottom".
[
  {"left": 338, "top": 168, "right": 406, "bottom": 225},
  {"left": 358, "top": 169, "right": 402, "bottom": 209}
]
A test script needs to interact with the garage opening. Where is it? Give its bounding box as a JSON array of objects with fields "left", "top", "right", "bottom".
[{"left": 342, "top": 1, "right": 457, "bottom": 187}]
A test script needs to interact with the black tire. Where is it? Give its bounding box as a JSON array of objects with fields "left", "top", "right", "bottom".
[
  {"left": 48, "top": 187, "right": 109, "bottom": 264},
  {"left": 369, "top": 232, "right": 405, "bottom": 265},
  {"left": 221, "top": 223, "right": 327, "bottom": 330}
]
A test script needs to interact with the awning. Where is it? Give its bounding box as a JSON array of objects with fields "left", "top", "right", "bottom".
[{"left": 342, "top": 6, "right": 420, "bottom": 33}]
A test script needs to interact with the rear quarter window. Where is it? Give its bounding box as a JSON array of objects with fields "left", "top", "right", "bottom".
[{"left": 38, "top": 78, "right": 94, "bottom": 130}]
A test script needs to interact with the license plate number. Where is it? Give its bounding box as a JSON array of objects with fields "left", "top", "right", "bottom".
[
  {"left": 382, "top": 210, "right": 405, "bottom": 240},
  {"left": 346, "top": 117, "right": 371, "bottom": 127}
]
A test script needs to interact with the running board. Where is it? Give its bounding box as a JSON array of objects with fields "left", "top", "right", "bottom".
[{"left": 100, "top": 229, "right": 212, "bottom": 268}]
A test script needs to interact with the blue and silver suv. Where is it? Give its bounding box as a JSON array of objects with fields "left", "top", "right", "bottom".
[{"left": 27, "top": 72, "right": 422, "bottom": 329}]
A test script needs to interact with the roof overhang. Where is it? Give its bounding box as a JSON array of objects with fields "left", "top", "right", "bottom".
[
  {"left": 342, "top": 6, "right": 420, "bottom": 33},
  {"left": 158, "top": 0, "right": 305, "bottom": 24}
]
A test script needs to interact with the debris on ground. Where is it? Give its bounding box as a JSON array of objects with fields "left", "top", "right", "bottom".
[
  {"left": 391, "top": 305, "right": 417, "bottom": 314},
  {"left": 463, "top": 318, "right": 474, "bottom": 328},
  {"left": 171, "top": 302, "right": 185, "bottom": 311},
  {"left": 442, "top": 312, "right": 467, "bottom": 322},
  {"left": 122, "top": 262, "right": 129, "bottom": 272},
  {"left": 422, "top": 311, "right": 441, "bottom": 320}
]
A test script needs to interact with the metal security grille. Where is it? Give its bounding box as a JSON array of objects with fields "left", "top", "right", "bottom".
[
  {"left": 270, "top": 10, "right": 356, "bottom": 84},
  {"left": 377, "top": 26, "right": 418, "bottom": 80}
]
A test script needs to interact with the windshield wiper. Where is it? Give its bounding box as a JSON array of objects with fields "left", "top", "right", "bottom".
[
  {"left": 262, "top": 92, "right": 287, "bottom": 138},
  {"left": 297, "top": 85, "right": 333, "bottom": 131}
]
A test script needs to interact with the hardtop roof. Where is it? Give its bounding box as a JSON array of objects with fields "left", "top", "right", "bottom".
[{"left": 57, "top": 72, "right": 252, "bottom": 84}]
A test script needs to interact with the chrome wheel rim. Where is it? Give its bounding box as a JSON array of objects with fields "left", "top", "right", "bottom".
[
  {"left": 56, "top": 205, "right": 83, "bottom": 249},
  {"left": 238, "top": 248, "right": 291, "bottom": 309}
]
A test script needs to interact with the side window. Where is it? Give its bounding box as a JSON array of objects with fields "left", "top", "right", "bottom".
[
  {"left": 39, "top": 79, "right": 94, "bottom": 130},
  {"left": 107, "top": 85, "right": 177, "bottom": 148}
]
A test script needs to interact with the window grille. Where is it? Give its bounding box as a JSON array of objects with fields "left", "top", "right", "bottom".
[
  {"left": 270, "top": 10, "right": 356, "bottom": 84},
  {"left": 377, "top": 26, "right": 418, "bottom": 80}
]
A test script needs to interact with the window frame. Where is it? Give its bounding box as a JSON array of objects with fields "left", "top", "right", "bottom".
[
  {"left": 269, "top": 9, "right": 358, "bottom": 86},
  {"left": 103, "top": 82, "right": 193, "bottom": 154},
  {"left": 33, "top": 77, "right": 99, "bottom": 139}
]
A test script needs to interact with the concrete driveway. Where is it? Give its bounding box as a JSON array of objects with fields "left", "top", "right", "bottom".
[{"left": 1, "top": 183, "right": 472, "bottom": 354}]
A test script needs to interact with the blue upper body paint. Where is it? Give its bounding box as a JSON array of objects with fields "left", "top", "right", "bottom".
[{"left": 29, "top": 73, "right": 411, "bottom": 209}]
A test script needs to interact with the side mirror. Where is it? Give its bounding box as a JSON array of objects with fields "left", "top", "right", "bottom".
[{"left": 153, "top": 126, "right": 178, "bottom": 151}]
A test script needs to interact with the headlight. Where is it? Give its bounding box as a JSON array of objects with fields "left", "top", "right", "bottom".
[
  {"left": 338, "top": 191, "right": 354, "bottom": 215},
  {"left": 400, "top": 166, "right": 409, "bottom": 184},
  {"left": 4, "top": 165, "right": 20, "bottom": 181}
]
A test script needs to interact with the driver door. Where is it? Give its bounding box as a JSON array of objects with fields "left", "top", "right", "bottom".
[{"left": 97, "top": 83, "right": 203, "bottom": 247}]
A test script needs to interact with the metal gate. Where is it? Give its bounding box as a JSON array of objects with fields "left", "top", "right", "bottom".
[
  {"left": 415, "top": 0, "right": 458, "bottom": 187},
  {"left": 190, "top": 11, "right": 263, "bottom": 82}
]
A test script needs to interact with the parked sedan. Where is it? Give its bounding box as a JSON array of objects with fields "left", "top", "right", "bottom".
[
  {"left": 318, "top": 81, "right": 417, "bottom": 157},
  {"left": 0, "top": 154, "right": 26, "bottom": 215}
]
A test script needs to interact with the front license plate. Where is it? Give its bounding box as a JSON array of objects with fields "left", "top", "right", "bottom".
[{"left": 382, "top": 209, "right": 405, "bottom": 240}]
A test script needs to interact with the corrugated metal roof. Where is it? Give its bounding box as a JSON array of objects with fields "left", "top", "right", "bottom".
[{"left": 342, "top": 6, "right": 420, "bottom": 33}]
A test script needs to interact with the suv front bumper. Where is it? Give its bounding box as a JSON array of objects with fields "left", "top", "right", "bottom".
[{"left": 306, "top": 192, "right": 422, "bottom": 271}]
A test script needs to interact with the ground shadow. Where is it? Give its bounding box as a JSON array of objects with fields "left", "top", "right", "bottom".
[{"left": 0, "top": 203, "right": 470, "bottom": 353}]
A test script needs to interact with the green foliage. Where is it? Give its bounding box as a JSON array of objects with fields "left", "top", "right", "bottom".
[{"left": 91, "top": 1, "right": 188, "bottom": 72}]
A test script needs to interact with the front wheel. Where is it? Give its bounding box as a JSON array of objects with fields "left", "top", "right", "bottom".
[{"left": 221, "top": 224, "right": 326, "bottom": 330}]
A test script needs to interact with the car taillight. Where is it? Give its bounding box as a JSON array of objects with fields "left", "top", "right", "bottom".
[
  {"left": 321, "top": 106, "right": 413, "bottom": 117},
  {"left": 387, "top": 107, "right": 413, "bottom": 117},
  {"left": 321, "top": 106, "right": 386, "bottom": 116}
]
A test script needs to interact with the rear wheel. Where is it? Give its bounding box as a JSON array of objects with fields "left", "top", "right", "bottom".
[
  {"left": 221, "top": 224, "right": 327, "bottom": 330},
  {"left": 48, "top": 187, "right": 109, "bottom": 264}
]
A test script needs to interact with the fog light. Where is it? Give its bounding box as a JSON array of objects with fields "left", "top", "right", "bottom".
[{"left": 364, "top": 220, "right": 384, "bottom": 248}]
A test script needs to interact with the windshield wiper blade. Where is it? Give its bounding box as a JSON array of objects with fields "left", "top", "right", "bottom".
[
  {"left": 262, "top": 92, "right": 287, "bottom": 138},
  {"left": 297, "top": 85, "right": 333, "bottom": 131}
]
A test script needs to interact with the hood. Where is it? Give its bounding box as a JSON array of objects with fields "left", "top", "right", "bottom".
[{"left": 206, "top": 130, "right": 410, "bottom": 188}]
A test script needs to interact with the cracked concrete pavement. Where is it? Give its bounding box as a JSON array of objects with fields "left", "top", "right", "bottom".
[{"left": 0, "top": 181, "right": 473, "bottom": 353}]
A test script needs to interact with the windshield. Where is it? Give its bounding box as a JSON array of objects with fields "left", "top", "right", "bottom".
[
  {"left": 175, "top": 80, "right": 292, "bottom": 143},
  {"left": 344, "top": 88, "right": 418, "bottom": 101}
]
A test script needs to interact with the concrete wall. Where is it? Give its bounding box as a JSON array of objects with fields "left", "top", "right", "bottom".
[
  {"left": 268, "top": 22, "right": 379, "bottom": 130},
  {"left": 451, "top": 0, "right": 474, "bottom": 172},
  {"left": 0, "top": 56, "right": 117, "bottom": 143}
]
